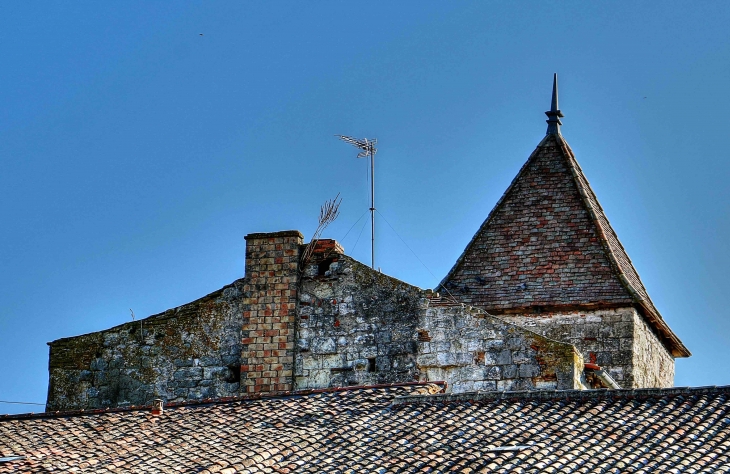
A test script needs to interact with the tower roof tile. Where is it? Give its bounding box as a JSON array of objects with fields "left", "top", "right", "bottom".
[{"left": 440, "top": 134, "right": 689, "bottom": 357}]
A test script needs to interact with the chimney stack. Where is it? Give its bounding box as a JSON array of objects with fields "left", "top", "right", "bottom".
[
  {"left": 242, "top": 231, "right": 303, "bottom": 394},
  {"left": 151, "top": 399, "right": 164, "bottom": 416}
]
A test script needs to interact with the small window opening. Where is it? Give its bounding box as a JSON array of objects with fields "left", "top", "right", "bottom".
[
  {"left": 318, "top": 258, "right": 335, "bottom": 276},
  {"left": 225, "top": 364, "right": 241, "bottom": 384},
  {"left": 367, "top": 357, "right": 376, "bottom": 373}
]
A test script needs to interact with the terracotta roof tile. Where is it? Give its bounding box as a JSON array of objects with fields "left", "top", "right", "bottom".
[
  {"left": 2, "top": 383, "right": 730, "bottom": 472},
  {"left": 439, "top": 134, "right": 688, "bottom": 357}
]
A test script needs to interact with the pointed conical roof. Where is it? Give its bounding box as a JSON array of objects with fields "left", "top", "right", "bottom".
[{"left": 439, "top": 83, "right": 689, "bottom": 357}]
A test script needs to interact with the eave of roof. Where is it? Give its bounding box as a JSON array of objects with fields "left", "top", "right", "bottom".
[{"left": 554, "top": 135, "right": 690, "bottom": 357}]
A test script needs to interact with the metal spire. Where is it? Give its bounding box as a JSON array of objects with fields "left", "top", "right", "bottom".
[{"left": 545, "top": 73, "right": 564, "bottom": 135}]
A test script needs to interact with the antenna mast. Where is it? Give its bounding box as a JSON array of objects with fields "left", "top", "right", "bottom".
[{"left": 336, "top": 135, "right": 377, "bottom": 269}]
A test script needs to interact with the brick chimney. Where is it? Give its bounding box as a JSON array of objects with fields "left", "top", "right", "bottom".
[
  {"left": 151, "top": 399, "right": 164, "bottom": 416},
  {"left": 241, "top": 231, "right": 303, "bottom": 394}
]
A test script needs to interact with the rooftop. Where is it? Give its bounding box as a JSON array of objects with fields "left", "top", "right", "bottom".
[
  {"left": 440, "top": 76, "right": 689, "bottom": 357},
  {"left": 2, "top": 382, "right": 729, "bottom": 473}
]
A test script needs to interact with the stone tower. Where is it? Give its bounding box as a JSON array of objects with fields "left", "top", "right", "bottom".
[{"left": 439, "top": 74, "right": 690, "bottom": 388}]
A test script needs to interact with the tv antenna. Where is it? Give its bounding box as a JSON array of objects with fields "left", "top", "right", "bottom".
[{"left": 336, "top": 135, "right": 377, "bottom": 269}]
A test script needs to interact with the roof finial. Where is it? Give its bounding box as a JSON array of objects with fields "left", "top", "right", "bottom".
[{"left": 545, "top": 73, "right": 564, "bottom": 135}]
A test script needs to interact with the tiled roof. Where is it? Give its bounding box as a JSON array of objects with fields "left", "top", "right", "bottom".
[
  {"left": 557, "top": 137, "right": 689, "bottom": 357},
  {"left": 439, "top": 134, "right": 689, "bottom": 357},
  {"left": 2, "top": 382, "right": 730, "bottom": 473}
]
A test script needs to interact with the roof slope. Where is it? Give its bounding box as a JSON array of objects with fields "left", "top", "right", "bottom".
[
  {"left": 440, "top": 134, "right": 689, "bottom": 357},
  {"left": 2, "top": 383, "right": 730, "bottom": 473}
]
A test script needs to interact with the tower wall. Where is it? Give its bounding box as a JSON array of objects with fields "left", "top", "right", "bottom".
[
  {"left": 499, "top": 307, "right": 674, "bottom": 388},
  {"left": 418, "top": 303, "right": 584, "bottom": 392},
  {"left": 632, "top": 311, "right": 675, "bottom": 388}
]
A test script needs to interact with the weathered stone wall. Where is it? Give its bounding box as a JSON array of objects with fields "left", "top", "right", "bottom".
[
  {"left": 633, "top": 311, "right": 675, "bottom": 388},
  {"left": 295, "top": 253, "right": 423, "bottom": 390},
  {"left": 46, "top": 230, "right": 304, "bottom": 411},
  {"left": 499, "top": 307, "right": 674, "bottom": 388},
  {"left": 46, "top": 282, "right": 244, "bottom": 411},
  {"left": 46, "top": 226, "right": 674, "bottom": 411},
  {"left": 241, "top": 231, "right": 302, "bottom": 394},
  {"left": 295, "top": 242, "right": 584, "bottom": 393},
  {"left": 417, "top": 302, "right": 583, "bottom": 392}
]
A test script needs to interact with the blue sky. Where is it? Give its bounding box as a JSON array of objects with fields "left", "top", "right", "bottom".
[{"left": 1, "top": 2, "right": 729, "bottom": 413}]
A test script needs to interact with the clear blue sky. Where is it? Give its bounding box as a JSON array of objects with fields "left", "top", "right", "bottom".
[{"left": 1, "top": 2, "right": 729, "bottom": 414}]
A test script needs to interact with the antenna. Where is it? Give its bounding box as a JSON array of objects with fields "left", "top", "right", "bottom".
[{"left": 336, "top": 135, "right": 377, "bottom": 269}]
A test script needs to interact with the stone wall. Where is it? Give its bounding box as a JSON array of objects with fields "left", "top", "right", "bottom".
[
  {"left": 499, "top": 307, "right": 674, "bottom": 388},
  {"left": 45, "top": 228, "right": 675, "bottom": 411},
  {"left": 633, "top": 311, "right": 675, "bottom": 388},
  {"left": 295, "top": 242, "right": 584, "bottom": 393},
  {"left": 295, "top": 252, "right": 423, "bottom": 390},
  {"left": 417, "top": 301, "right": 583, "bottom": 392},
  {"left": 46, "top": 282, "right": 244, "bottom": 411},
  {"left": 241, "top": 231, "right": 302, "bottom": 394},
  {"left": 46, "top": 230, "right": 305, "bottom": 411}
]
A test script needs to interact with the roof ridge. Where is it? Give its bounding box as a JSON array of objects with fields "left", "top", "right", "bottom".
[
  {"left": 556, "top": 136, "right": 645, "bottom": 302},
  {"left": 1, "top": 381, "right": 446, "bottom": 421},
  {"left": 392, "top": 385, "right": 730, "bottom": 406},
  {"left": 555, "top": 135, "right": 690, "bottom": 358}
]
